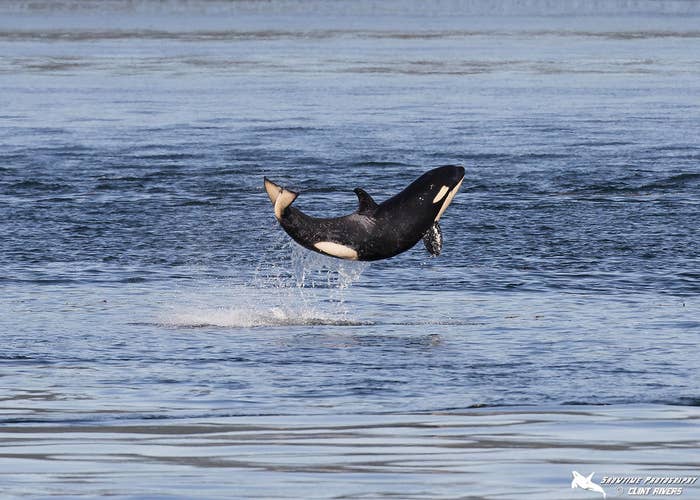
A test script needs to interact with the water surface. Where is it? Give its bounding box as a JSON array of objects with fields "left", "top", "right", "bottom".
[{"left": 1, "top": 1, "right": 700, "bottom": 498}]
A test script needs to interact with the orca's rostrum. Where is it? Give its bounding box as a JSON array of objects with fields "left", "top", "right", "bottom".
[{"left": 264, "top": 165, "right": 465, "bottom": 261}]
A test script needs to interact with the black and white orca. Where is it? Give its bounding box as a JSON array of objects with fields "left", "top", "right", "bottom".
[{"left": 264, "top": 165, "right": 465, "bottom": 261}]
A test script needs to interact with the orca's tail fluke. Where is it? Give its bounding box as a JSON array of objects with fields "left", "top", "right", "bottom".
[{"left": 264, "top": 177, "right": 298, "bottom": 221}]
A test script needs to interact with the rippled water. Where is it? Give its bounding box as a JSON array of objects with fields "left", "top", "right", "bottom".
[{"left": 1, "top": 1, "right": 700, "bottom": 498}]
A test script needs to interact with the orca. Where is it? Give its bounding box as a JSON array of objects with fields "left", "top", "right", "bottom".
[{"left": 264, "top": 165, "right": 465, "bottom": 261}]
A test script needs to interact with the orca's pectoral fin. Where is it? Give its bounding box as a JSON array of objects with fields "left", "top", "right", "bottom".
[
  {"left": 353, "top": 187, "right": 379, "bottom": 215},
  {"left": 422, "top": 221, "right": 442, "bottom": 256}
]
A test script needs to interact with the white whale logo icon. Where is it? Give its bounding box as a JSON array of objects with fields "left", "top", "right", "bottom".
[{"left": 571, "top": 471, "right": 607, "bottom": 498}]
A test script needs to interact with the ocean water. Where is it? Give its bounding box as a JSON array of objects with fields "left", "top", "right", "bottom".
[{"left": 1, "top": 1, "right": 700, "bottom": 498}]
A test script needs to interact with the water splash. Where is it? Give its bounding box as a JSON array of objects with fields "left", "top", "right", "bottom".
[
  {"left": 162, "top": 242, "right": 370, "bottom": 328},
  {"left": 287, "top": 243, "right": 369, "bottom": 290}
]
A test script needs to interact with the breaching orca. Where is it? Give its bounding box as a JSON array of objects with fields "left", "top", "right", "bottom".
[{"left": 264, "top": 165, "right": 465, "bottom": 261}]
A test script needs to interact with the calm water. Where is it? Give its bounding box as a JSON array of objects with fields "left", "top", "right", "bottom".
[{"left": 1, "top": 1, "right": 700, "bottom": 498}]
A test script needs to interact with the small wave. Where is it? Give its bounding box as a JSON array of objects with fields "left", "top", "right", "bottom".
[
  {"left": 178, "top": 199, "right": 215, "bottom": 207},
  {"left": 387, "top": 320, "right": 485, "bottom": 326},
  {"left": 138, "top": 152, "right": 205, "bottom": 161},
  {"left": 641, "top": 172, "right": 700, "bottom": 191},
  {"left": 564, "top": 172, "right": 700, "bottom": 198},
  {"left": 664, "top": 396, "right": 700, "bottom": 407},
  {"left": 6, "top": 180, "right": 72, "bottom": 192},
  {"left": 570, "top": 140, "right": 634, "bottom": 147},
  {"left": 560, "top": 401, "right": 612, "bottom": 406}
]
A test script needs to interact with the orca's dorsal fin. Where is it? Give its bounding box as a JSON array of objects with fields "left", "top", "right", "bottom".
[
  {"left": 353, "top": 187, "right": 378, "bottom": 215},
  {"left": 587, "top": 473, "right": 595, "bottom": 481}
]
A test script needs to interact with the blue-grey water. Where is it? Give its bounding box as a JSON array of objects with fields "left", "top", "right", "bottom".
[{"left": 1, "top": 1, "right": 700, "bottom": 498}]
